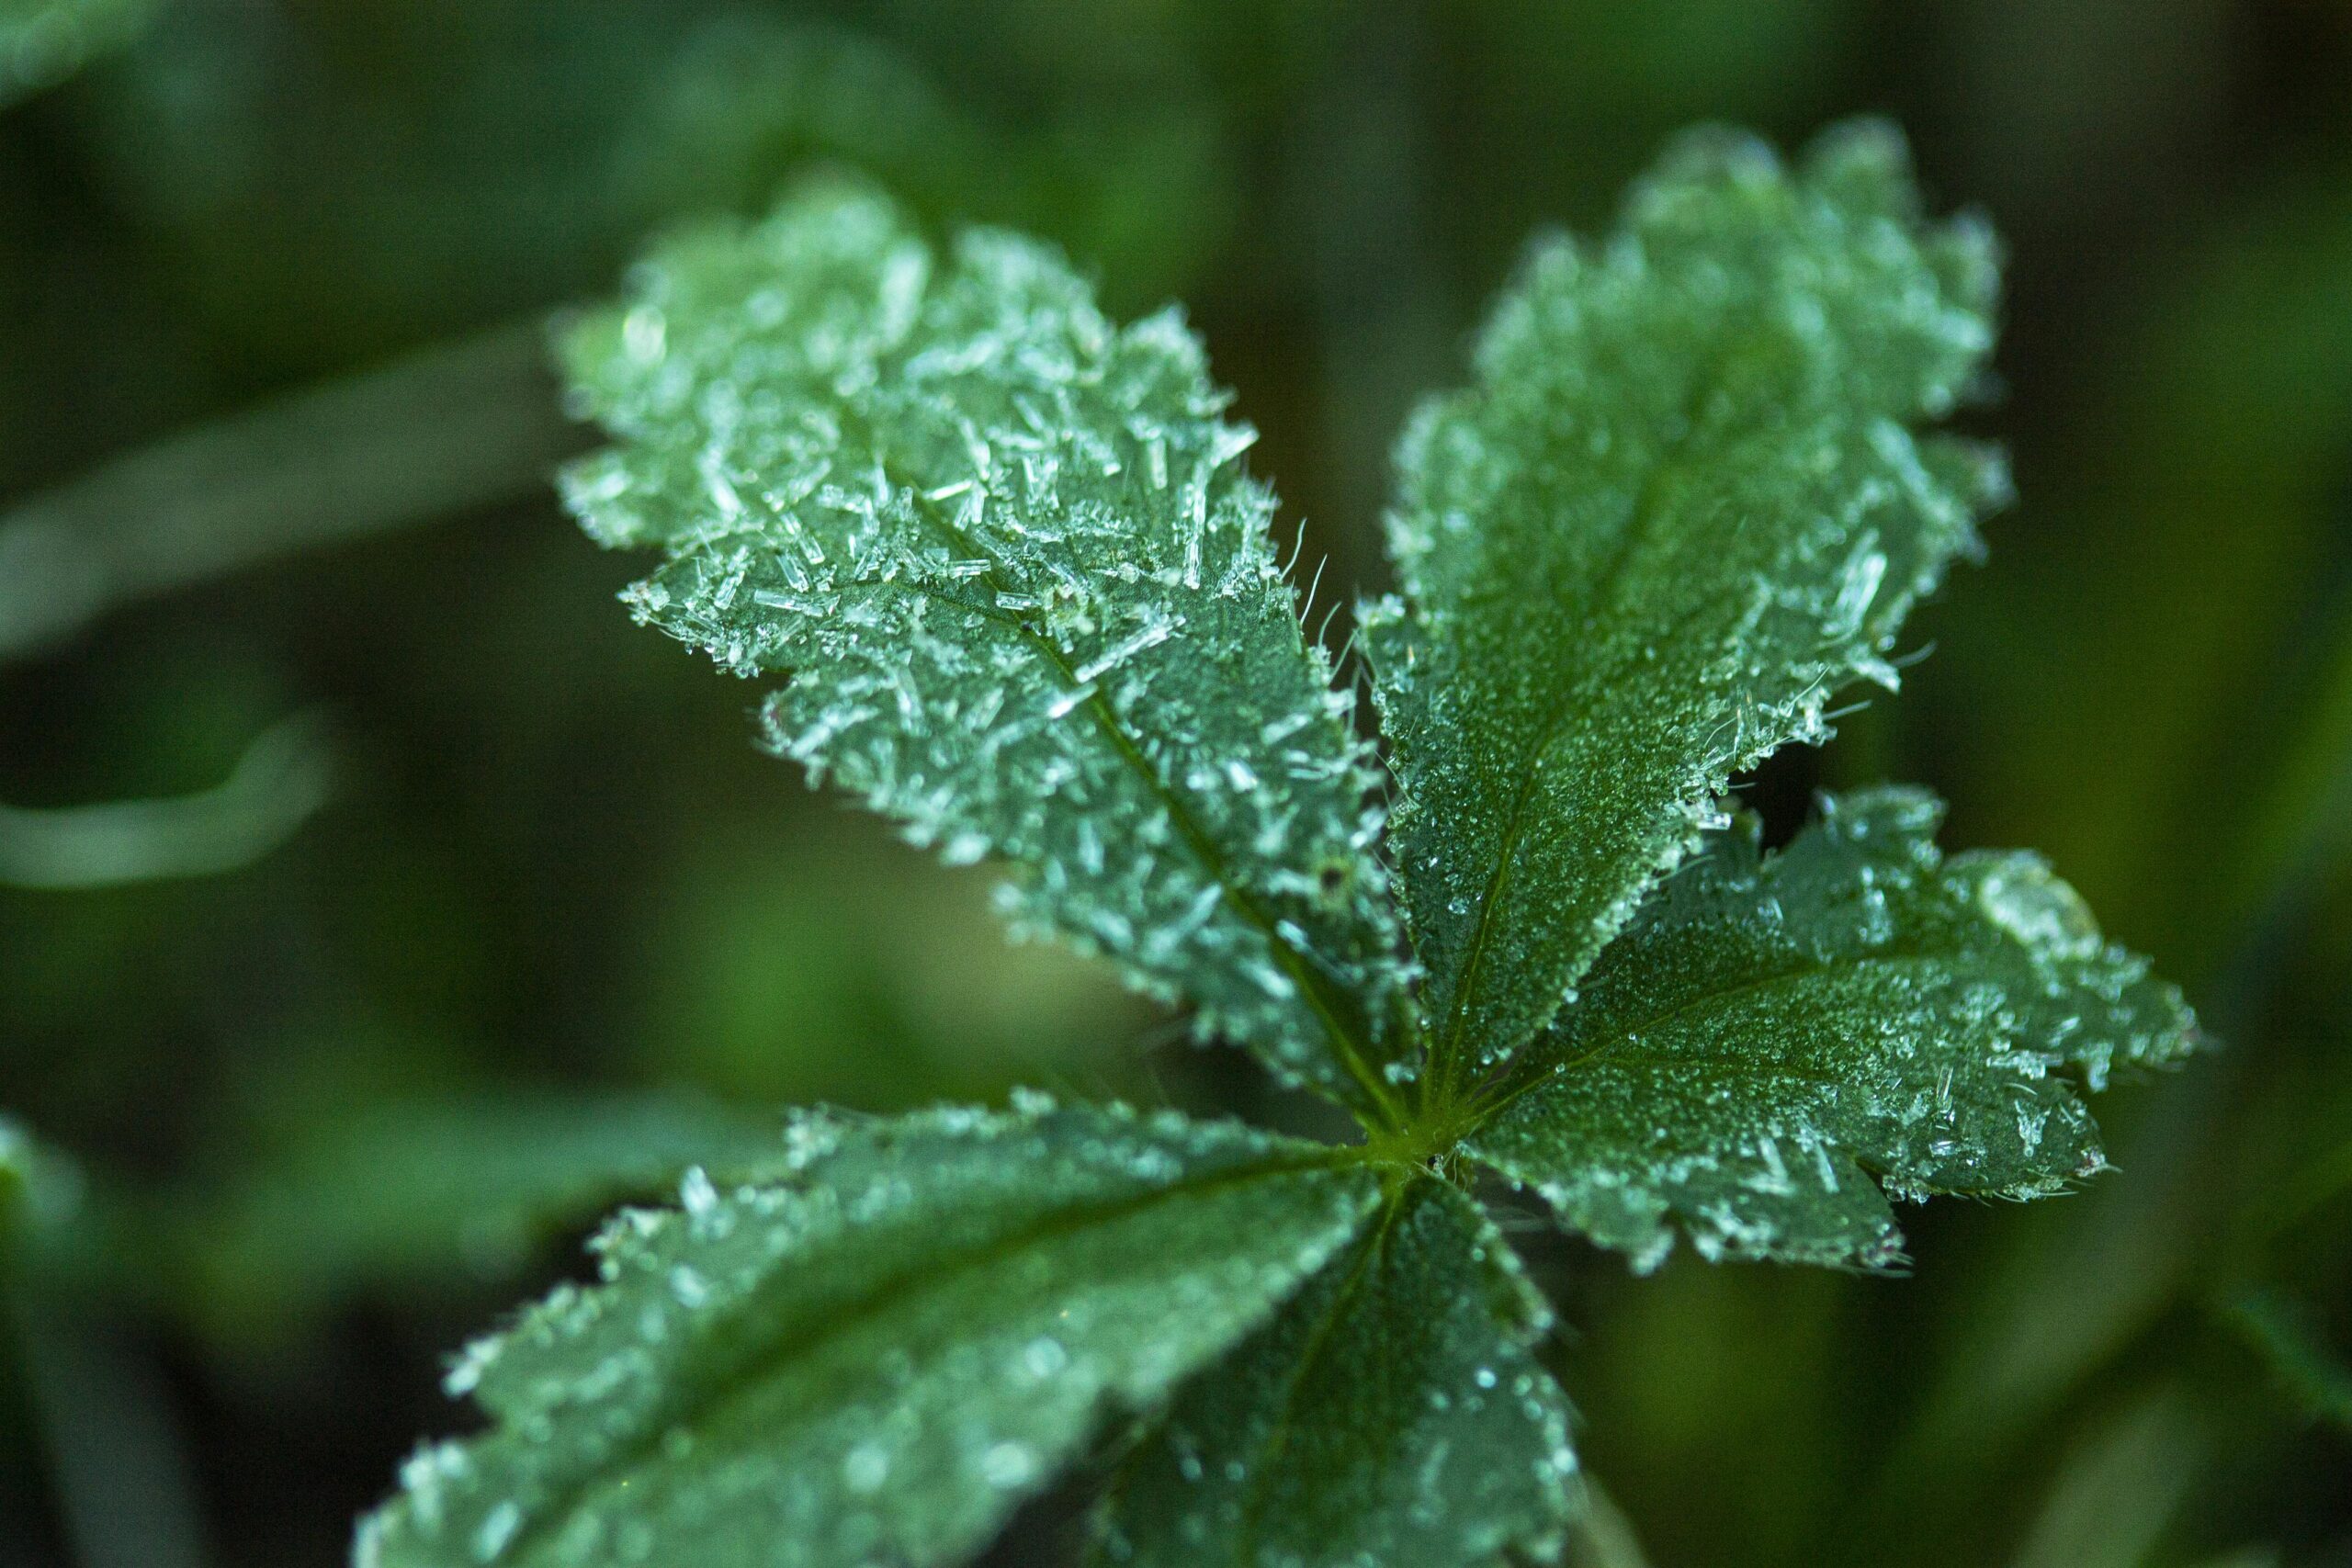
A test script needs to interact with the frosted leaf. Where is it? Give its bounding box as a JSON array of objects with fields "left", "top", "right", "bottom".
[
  {"left": 560, "top": 183, "right": 1411, "bottom": 1117},
  {"left": 1093, "top": 1178, "right": 1574, "bottom": 1568},
  {"left": 1370, "top": 122, "right": 2007, "bottom": 1087},
  {"left": 1466, "top": 788, "right": 2199, "bottom": 1270},
  {"left": 354, "top": 1100, "right": 1378, "bottom": 1568},
  {"left": 356, "top": 117, "right": 2221, "bottom": 1568}
]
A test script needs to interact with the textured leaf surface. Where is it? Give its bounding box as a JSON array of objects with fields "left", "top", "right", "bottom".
[
  {"left": 1371, "top": 123, "right": 2006, "bottom": 1087},
  {"left": 561, "top": 186, "right": 1409, "bottom": 1115},
  {"left": 1093, "top": 1177, "right": 1575, "bottom": 1568},
  {"left": 1468, "top": 789, "right": 2199, "bottom": 1270},
  {"left": 356, "top": 1101, "right": 1378, "bottom": 1568}
]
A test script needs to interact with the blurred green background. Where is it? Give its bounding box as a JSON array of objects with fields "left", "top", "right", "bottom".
[{"left": 2, "top": 2, "right": 2348, "bottom": 1564}]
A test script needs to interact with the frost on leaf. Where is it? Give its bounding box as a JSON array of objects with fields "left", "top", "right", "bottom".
[
  {"left": 1093, "top": 1178, "right": 1575, "bottom": 1568},
  {"left": 355, "top": 1100, "right": 1378, "bottom": 1568},
  {"left": 559, "top": 184, "right": 1411, "bottom": 1116},
  {"left": 1467, "top": 788, "right": 2199, "bottom": 1271},
  {"left": 1369, "top": 121, "right": 2007, "bottom": 1088}
]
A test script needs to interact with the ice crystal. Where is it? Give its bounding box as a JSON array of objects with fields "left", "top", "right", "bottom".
[
  {"left": 1370, "top": 122, "right": 2007, "bottom": 1087},
  {"left": 560, "top": 184, "right": 1410, "bottom": 1115},
  {"left": 1094, "top": 1178, "right": 1574, "bottom": 1568},
  {"left": 355, "top": 1102, "right": 1375, "bottom": 1567},
  {"left": 1468, "top": 789, "right": 2198, "bottom": 1270}
]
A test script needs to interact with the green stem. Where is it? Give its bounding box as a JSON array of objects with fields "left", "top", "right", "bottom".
[{"left": 0, "top": 710, "right": 334, "bottom": 889}]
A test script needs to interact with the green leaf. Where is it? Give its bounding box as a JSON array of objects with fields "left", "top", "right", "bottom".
[
  {"left": 560, "top": 183, "right": 1411, "bottom": 1119},
  {"left": 1466, "top": 788, "right": 2199, "bottom": 1270},
  {"left": 1092, "top": 1177, "right": 1575, "bottom": 1568},
  {"left": 356, "top": 1100, "right": 1379, "bottom": 1568},
  {"left": 1370, "top": 122, "right": 2006, "bottom": 1089}
]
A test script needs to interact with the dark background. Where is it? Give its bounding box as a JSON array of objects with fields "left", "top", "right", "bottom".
[{"left": 3, "top": 2, "right": 2349, "bottom": 1564}]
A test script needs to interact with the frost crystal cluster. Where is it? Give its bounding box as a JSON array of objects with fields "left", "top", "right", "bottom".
[{"left": 362, "top": 123, "right": 2200, "bottom": 1568}]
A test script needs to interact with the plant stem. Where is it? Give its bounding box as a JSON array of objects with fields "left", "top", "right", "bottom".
[{"left": 0, "top": 710, "right": 334, "bottom": 889}]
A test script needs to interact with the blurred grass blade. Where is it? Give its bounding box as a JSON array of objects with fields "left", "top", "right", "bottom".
[
  {"left": 0, "top": 1114, "right": 79, "bottom": 1251},
  {"left": 1, "top": 1116, "right": 47, "bottom": 1235},
  {"left": 2213, "top": 582, "right": 2352, "bottom": 998},
  {"left": 2238, "top": 1137, "right": 2352, "bottom": 1248},
  {"left": 182, "top": 1088, "right": 786, "bottom": 1346},
  {"left": 0, "top": 709, "right": 333, "bottom": 888},
  {"left": 0, "top": 319, "right": 586, "bottom": 664},
  {"left": 10, "top": 1305, "right": 210, "bottom": 1568},
  {"left": 2008, "top": 1383, "right": 2204, "bottom": 1568},
  {"left": 3, "top": 1119, "right": 207, "bottom": 1568},
  {"left": 2217, "top": 1285, "right": 2352, "bottom": 1431},
  {"left": 1563, "top": 1476, "right": 1654, "bottom": 1568},
  {"left": 0, "top": 0, "right": 158, "bottom": 107}
]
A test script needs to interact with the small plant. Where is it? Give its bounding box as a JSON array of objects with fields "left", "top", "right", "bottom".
[{"left": 359, "top": 123, "right": 2199, "bottom": 1568}]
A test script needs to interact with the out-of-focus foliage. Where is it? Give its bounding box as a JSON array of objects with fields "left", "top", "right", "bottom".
[
  {"left": 0, "top": 1116, "right": 75, "bottom": 1245},
  {"left": 2222, "top": 1286, "right": 2352, "bottom": 1432},
  {"left": 0, "top": 0, "right": 154, "bottom": 108},
  {"left": 3, "top": 1, "right": 2349, "bottom": 1565},
  {"left": 62, "top": 0, "right": 1232, "bottom": 375},
  {"left": 0, "top": 326, "right": 582, "bottom": 664},
  {"left": 0, "top": 711, "right": 331, "bottom": 887},
  {"left": 178, "top": 1086, "right": 784, "bottom": 1346}
]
